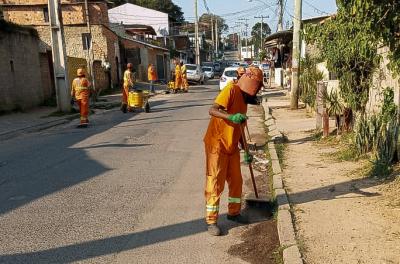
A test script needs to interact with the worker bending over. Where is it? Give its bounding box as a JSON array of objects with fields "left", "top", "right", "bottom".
[
  {"left": 71, "top": 68, "right": 92, "bottom": 127},
  {"left": 203, "top": 67, "right": 263, "bottom": 236},
  {"left": 121, "top": 63, "right": 134, "bottom": 113}
]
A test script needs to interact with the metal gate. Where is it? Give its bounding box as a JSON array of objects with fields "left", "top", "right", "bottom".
[{"left": 156, "top": 55, "right": 165, "bottom": 81}]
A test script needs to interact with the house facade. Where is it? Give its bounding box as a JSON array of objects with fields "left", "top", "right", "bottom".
[{"left": 1, "top": 0, "right": 119, "bottom": 91}]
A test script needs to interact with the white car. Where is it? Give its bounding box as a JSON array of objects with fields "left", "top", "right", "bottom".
[
  {"left": 185, "top": 64, "right": 206, "bottom": 84},
  {"left": 202, "top": 66, "right": 215, "bottom": 79},
  {"left": 219, "top": 67, "right": 239, "bottom": 90}
]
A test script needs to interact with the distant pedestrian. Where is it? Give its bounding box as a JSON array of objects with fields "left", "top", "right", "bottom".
[
  {"left": 203, "top": 67, "right": 263, "bottom": 236},
  {"left": 121, "top": 63, "right": 134, "bottom": 113},
  {"left": 71, "top": 68, "right": 92, "bottom": 127},
  {"left": 148, "top": 63, "right": 157, "bottom": 94}
]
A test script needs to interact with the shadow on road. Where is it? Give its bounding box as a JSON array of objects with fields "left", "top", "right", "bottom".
[{"left": 0, "top": 213, "right": 270, "bottom": 263}]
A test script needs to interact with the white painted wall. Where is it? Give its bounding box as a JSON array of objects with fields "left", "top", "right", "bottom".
[{"left": 108, "top": 3, "right": 169, "bottom": 37}]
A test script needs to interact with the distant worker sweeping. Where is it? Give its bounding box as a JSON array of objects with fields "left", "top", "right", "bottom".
[
  {"left": 148, "top": 63, "right": 157, "bottom": 94},
  {"left": 181, "top": 62, "right": 188, "bottom": 92},
  {"left": 71, "top": 68, "right": 92, "bottom": 128},
  {"left": 121, "top": 63, "right": 135, "bottom": 113},
  {"left": 203, "top": 67, "right": 263, "bottom": 236},
  {"left": 174, "top": 60, "right": 182, "bottom": 92}
]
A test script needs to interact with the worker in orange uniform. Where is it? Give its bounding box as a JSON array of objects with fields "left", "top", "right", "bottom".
[
  {"left": 180, "top": 62, "right": 188, "bottom": 92},
  {"left": 121, "top": 63, "right": 134, "bottom": 113},
  {"left": 203, "top": 67, "right": 263, "bottom": 236},
  {"left": 237, "top": 67, "right": 246, "bottom": 81},
  {"left": 174, "top": 60, "right": 182, "bottom": 92},
  {"left": 71, "top": 68, "right": 92, "bottom": 127},
  {"left": 148, "top": 63, "right": 157, "bottom": 94}
]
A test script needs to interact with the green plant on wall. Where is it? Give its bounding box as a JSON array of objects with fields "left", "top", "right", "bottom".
[
  {"left": 303, "top": 5, "right": 378, "bottom": 114},
  {"left": 299, "top": 54, "right": 323, "bottom": 109}
]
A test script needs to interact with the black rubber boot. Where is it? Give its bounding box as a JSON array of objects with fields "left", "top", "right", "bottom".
[
  {"left": 227, "top": 214, "right": 249, "bottom": 224},
  {"left": 207, "top": 224, "right": 221, "bottom": 236}
]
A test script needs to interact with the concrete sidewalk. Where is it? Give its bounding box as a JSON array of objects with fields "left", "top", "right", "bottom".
[
  {"left": 0, "top": 93, "right": 122, "bottom": 141},
  {"left": 265, "top": 88, "right": 400, "bottom": 264}
]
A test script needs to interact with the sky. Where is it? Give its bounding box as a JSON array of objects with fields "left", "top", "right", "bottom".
[{"left": 172, "top": 0, "right": 337, "bottom": 36}]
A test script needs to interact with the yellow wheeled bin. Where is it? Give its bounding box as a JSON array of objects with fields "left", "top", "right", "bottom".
[{"left": 128, "top": 90, "right": 150, "bottom": 113}]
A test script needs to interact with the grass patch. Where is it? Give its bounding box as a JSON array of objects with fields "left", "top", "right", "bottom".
[{"left": 274, "top": 132, "right": 288, "bottom": 167}]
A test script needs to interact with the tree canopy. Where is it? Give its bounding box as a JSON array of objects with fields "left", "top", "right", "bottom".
[
  {"left": 199, "top": 13, "right": 228, "bottom": 40},
  {"left": 109, "top": 0, "right": 185, "bottom": 23},
  {"left": 251, "top": 22, "right": 271, "bottom": 51}
]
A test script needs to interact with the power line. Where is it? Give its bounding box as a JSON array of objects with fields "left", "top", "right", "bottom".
[{"left": 303, "top": 0, "right": 330, "bottom": 15}]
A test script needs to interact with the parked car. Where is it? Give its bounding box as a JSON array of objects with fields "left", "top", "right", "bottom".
[
  {"left": 219, "top": 67, "right": 239, "bottom": 90},
  {"left": 213, "top": 62, "right": 221, "bottom": 73},
  {"left": 185, "top": 64, "right": 206, "bottom": 84},
  {"left": 202, "top": 66, "right": 215, "bottom": 79}
]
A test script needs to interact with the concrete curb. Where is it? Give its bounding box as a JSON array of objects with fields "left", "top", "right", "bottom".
[{"left": 261, "top": 98, "right": 303, "bottom": 264}]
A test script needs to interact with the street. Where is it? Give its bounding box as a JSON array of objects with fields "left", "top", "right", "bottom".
[{"left": 0, "top": 81, "right": 250, "bottom": 263}]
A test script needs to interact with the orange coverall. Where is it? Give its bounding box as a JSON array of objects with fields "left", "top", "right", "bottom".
[
  {"left": 148, "top": 65, "right": 157, "bottom": 81},
  {"left": 175, "top": 64, "right": 182, "bottom": 90},
  {"left": 122, "top": 69, "right": 134, "bottom": 104},
  {"left": 71, "top": 77, "right": 91, "bottom": 124},
  {"left": 203, "top": 82, "right": 247, "bottom": 224},
  {"left": 181, "top": 64, "right": 188, "bottom": 91}
]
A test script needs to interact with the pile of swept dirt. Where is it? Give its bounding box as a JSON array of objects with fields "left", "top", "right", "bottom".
[{"left": 228, "top": 220, "right": 281, "bottom": 264}]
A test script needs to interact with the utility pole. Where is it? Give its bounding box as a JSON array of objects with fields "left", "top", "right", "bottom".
[
  {"left": 48, "top": 0, "right": 70, "bottom": 112},
  {"left": 235, "top": 22, "right": 242, "bottom": 60},
  {"left": 194, "top": 0, "right": 200, "bottom": 65},
  {"left": 215, "top": 17, "right": 218, "bottom": 59},
  {"left": 84, "top": 0, "right": 96, "bottom": 93},
  {"left": 290, "top": 0, "right": 302, "bottom": 109},
  {"left": 239, "top": 18, "right": 249, "bottom": 59},
  {"left": 254, "top": 15, "right": 269, "bottom": 55},
  {"left": 211, "top": 15, "right": 214, "bottom": 60},
  {"left": 277, "top": 0, "right": 284, "bottom": 31}
]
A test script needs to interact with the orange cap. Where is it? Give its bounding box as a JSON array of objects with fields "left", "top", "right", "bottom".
[
  {"left": 77, "top": 68, "right": 85, "bottom": 77},
  {"left": 237, "top": 67, "right": 263, "bottom": 96},
  {"left": 127, "top": 63, "right": 133, "bottom": 69},
  {"left": 237, "top": 67, "right": 246, "bottom": 76}
]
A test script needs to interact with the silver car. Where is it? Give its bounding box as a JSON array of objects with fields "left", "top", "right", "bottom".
[
  {"left": 185, "top": 64, "right": 206, "bottom": 84},
  {"left": 202, "top": 66, "right": 215, "bottom": 79}
]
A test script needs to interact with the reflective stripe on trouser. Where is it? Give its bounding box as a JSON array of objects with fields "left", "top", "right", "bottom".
[
  {"left": 205, "top": 146, "right": 243, "bottom": 224},
  {"left": 122, "top": 84, "right": 129, "bottom": 104},
  {"left": 77, "top": 96, "right": 89, "bottom": 124},
  {"left": 182, "top": 75, "right": 188, "bottom": 90}
]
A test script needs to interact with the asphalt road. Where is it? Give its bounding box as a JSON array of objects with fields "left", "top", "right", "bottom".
[{"left": 0, "top": 81, "right": 248, "bottom": 264}]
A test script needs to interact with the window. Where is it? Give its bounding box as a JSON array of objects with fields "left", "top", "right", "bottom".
[
  {"left": 43, "top": 7, "right": 49, "bottom": 23},
  {"left": 10, "top": 60, "right": 14, "bottom": 73},
  {"left": 224, "top": 70, "right": 238, "bottom": 78},
  {"left": 82, "top": 33, "right": 91, "bottom": 50},
  {"left": 186, "top": 65, "right": 197, "bottom": 71}
]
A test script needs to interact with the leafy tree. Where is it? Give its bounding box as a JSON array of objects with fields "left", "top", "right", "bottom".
[
  {"left": 251, "top": 22, "right": 271, "bottom": 52},
  {"left": 109, "top": 0, "right": 185, "bottom": 23},
  {"left": 338, "top": 0, "right": 400, "bottom": 76},
  {"left": 199, "top": 13, "right": 228, "bottom": 40},
  {"left": 304, "top": 6, "right": 378, "bottom": 112}
]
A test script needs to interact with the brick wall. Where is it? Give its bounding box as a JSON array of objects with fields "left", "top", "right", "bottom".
[
  {"left": 2, "top": 1, "right": 108, "bottom": 26},
  {"left": 0, "top": 29, "right": 43, "bottom": 111}
]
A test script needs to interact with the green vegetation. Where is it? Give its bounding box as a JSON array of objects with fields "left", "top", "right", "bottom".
[
  {"left": 301, "top": 1, "right": 400, "bottom": 178},
  {"left": 299, "top": 54, "right": 323, "bottom": 109}
]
